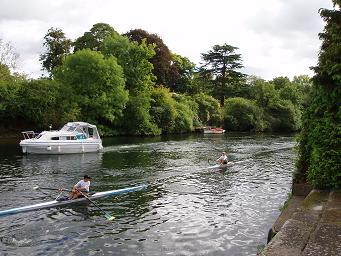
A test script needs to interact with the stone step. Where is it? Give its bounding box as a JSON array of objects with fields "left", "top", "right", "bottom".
[{"left": 261, "top": 190, "right": 336, "bottom": 256}]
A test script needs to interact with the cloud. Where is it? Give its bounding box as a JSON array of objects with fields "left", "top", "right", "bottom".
[{"left": 0, "top": 0, "right": 334, "bottom": 80}]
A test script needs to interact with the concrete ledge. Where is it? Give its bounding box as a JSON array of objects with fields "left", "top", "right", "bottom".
[
  {"left": 300, "top": 190, "right": 329, "bottom": 211},
  {"left": 262, "top": 189, "right": 341, "bottom": 256},
  {"left": 273, "top": 196, "right": 305, "bottom": 233},
  {"left": 261, "top": 219, "right": 314, "bottom": 256}
]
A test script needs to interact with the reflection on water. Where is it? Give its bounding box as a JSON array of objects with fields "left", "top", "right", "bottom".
[{"left": 0, "top": 134, "right": 295, "bottom": 256}]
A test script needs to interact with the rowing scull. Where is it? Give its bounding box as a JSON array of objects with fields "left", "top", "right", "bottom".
[{"left": 0, "top": 184, "right": 147, "bottom": 217}]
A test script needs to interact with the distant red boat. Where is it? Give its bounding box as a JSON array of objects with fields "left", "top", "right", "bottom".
[{"left": 203, "top": 127, "right": 225, "bottom": 134}]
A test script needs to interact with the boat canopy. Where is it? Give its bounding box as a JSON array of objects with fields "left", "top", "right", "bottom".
[{"left": 60, "top": 122, "right": 100, "bottom": 139}]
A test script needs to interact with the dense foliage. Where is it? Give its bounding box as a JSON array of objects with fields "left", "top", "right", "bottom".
[
  {"left": 124, "top": 29, "right": 173, "bottom": 87},
  {"left": 0, "top": 23, "right": 312, "bottom": 136},
  {"left": 193, "top": 93, "right": 222, "bottom": 127},
  {"left": 296, "top": 0, "right": 341, "bottom": 189},
  {"left": 54, "top": 49, "right": 128, "bottom": 127},
  {"left": 103, "top": 32, "right": 159, "bottom": 135},
  {"left": 224, "top": 98, "right": 264, "bottom": 131},
  {"left": 73, "top": 23, "right": 118, "bottom": 52}
]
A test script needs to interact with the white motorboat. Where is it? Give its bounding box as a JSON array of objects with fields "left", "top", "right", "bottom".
[{"left": 20, "top": 122, "right": 103, "bottom": 154}]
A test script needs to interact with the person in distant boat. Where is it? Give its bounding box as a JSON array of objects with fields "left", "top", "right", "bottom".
[
  {"left": 216, "top": 152, "right": 228, "bottom": 165},
  {"left": 69, "top": 175, "right": 91, "bottom": 199}
]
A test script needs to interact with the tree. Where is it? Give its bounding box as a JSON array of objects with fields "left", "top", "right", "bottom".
[
  {"left": 251, "top": 79, "right": 277, "bottom": 109},
  {"left": 0, "top": 63, "right": 11, "bottom": 81},
  {"left": 39, "top": 27, "right": 72, "bottom": 76},
  {"left": 249, "top": 78, "right": 302, "bottom": 132},
  {"left": 16, "top": 79, "right": 80, "bottom": 128},
  {"left": 167, "top": 53, "right": 196, "bottom": 93},
  {"left": 150, "top": 86, "right": 177, "bottom": 133},
  {"left": 0, "top": 79, "right": 21, "bottom": 124},
  {"left": 124, "top": 29, "right": 172, "bottom": 86},
  {"left": 223, "top": 97, "right": 264, "bottom": 131},
  {"left": 199, "top": 44, "right": 246, "bottom": 105},
  {"left": 0, "top": 39, "right": 19, "bottom": 71},
  {"left": 171, "top": 93, "right": 197, "bottom": 133},
  {"left": 292, "top": 75, "right": 313, "bottom": 106},
  {"left": 103, "top": 33, "right": 160, "bottom": 135},
  {"left": 54, "top": 49, "right": 128, "bottom": 128},
  {"left": 270, "top": 76, "right": 290, "bottom": 90},
  {"left": 266, "top": 99, "right": 301, "bottom": 132},
  {"left": 296, "top": 0, "right": 341, "bottom": 188},
  {"left": 193, "top": 93, "right": 222, "bottom": 126},
  {"left": 74, "top": 23, "right": 117, "bottom": 52}
]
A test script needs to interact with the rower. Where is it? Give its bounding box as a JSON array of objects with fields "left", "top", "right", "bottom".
[
  {"left": 69, "top": 175, "right": 91, "bottom": 199},
  {"left": 216, "top": 151, "right": 228, "bottom": 165}
]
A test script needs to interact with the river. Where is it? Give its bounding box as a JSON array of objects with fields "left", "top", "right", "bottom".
[{"left": 0, "top": 133, "right": 295, "bottom": 256}]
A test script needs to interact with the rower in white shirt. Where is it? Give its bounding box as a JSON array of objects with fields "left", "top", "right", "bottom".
[
  {"left": 216, "top": 152, "right": 228, "bottom": 165},
  {"left": 69, "top": 175, "right": 91, "bottom": 199}
]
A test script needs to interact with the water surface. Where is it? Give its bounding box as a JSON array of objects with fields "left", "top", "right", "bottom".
[{"left": 0, "top": 133, "right": 295, "bottom": 255}]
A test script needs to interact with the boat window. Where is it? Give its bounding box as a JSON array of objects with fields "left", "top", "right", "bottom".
[
  {"left": 59, "top": 136, "right": 67, "bottom": 140},
  {"left": 36, "top": 134, "right": 42, "bottom": 139},
  {"left": 88, "top": 128, "right": 94, "bottom": 138},
  {"left": 76, "top": 133, "right": 86, "bottom": 139},
  {"left": 67, "top": 126, "right": 76, "bottom": 132},
  {"left": 66, "top": 136, "right": 77, "bottom": 140},
  {"left": 51, "top": 137, "right": 59, "bottom": 140}
]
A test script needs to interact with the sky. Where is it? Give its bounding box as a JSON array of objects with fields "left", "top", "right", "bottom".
[{"left": 0, "top": 0, "right": 334, "bottom": 80}]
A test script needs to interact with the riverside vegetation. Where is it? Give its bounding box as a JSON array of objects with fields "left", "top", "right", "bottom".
[
  {"left": 1, "top": 25, "right": 310, "bottom": 136},
  {"left": 295, "top": 0, "right": 340, "bottom": 189}
]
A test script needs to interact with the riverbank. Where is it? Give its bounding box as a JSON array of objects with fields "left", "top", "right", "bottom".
[{"left": 261, "top": 186, "right": 341, "bottom": 255}]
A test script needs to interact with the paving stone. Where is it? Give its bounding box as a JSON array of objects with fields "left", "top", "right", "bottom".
[
  {"left": 321, "top": 209, "right": 341, "bottom": 223},
  {"left": 327, "top": 190, "right": 341, "bottom": 209},
  {"left": 291, "top": 210, "right": 320, "bottom": 227},
  {"left": 302, "top": 223, "right": 341, "bottom": 256}
]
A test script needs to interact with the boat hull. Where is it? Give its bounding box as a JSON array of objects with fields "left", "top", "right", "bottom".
[
  {"left": 203, "top": 127, "right": 225, "bottom": 134},
  {"left": 203, "top": 130, "right": 225, "bottom": 134},
  {"left": 20, "top": 141, "right": 103, "bottom": 154},
  {"left": 207, "top": 163, "right": 231, "bottom": 170},
  {"left": 0, "top": 184, "right": 147, "bottom": 217}
]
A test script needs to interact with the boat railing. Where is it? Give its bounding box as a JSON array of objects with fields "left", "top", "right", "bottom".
[{"left": 21, "top": 131, "right": 39, "bottom": 139}]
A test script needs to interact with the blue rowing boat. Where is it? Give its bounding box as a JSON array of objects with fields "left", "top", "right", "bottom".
[{"left": 0, "top": 184, "right": 147, "bottom": 217}]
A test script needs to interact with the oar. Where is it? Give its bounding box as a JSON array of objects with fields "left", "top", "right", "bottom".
[
  {"left": 75, "top": 188, "right": 115, "bottom": 221},
  {"left": 33, "top": 186, "right": 70, "bottom": 192}
]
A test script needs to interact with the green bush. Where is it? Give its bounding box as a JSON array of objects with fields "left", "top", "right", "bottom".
[
  {"left": 193, "top": 93, "right": 222, "bottom": 126},
  {"left": 223, "top": 97, "right": 264, "bottom": 131},
  {"left": 172, "top": 93, "right": 197, "bottom": 133},
  {"left": 295, "top": 2, "right": 341, "bottom": 189},
  {"left": 150, "top": 87, "right": 177, "bottom": 133},
  {"left": 297, "top": 85, "right": 341, "bottom": 188},
  {"left": 16, "top": 79, "right": 80, "bottom": 129},
  {"left": 266, "top": 99, "right": 301, "bottom": 132},
  {"left": 54, "top": 49, "right": 128, "bottom": 126},
  {"left": 0, "top": 79, "right": 21, "bottom": 121}
]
